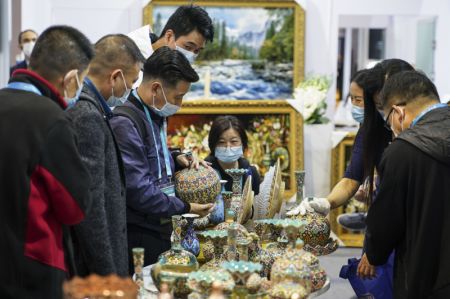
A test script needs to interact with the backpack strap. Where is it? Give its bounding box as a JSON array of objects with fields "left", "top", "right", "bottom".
[{"left": 113, "top": 105, "right": 147, "bottom": 141}]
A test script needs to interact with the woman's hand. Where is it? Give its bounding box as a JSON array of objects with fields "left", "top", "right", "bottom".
[
  {"left": 176, "top": 152, "right": 211, "bottom": 170},
  {"left": 357, "top": 253, "right": 376, "bottom": 279}
]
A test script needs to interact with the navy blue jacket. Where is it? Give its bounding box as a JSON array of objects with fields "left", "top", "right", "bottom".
[{"left": 110, "top": 91, "right": 189, "bottom": 239}]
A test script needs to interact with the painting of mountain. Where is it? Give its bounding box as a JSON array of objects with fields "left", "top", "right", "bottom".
[{"left": 152, "top": 6, "right": 295, "bottom": 100}]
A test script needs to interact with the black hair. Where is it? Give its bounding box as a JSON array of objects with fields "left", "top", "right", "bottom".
[
  {"left": 142, "top": 46, "right": 199, "bottom": 87},
  {"left": 381, "top": 70, "right": 440, "bottom": 108},
  {"left": 351, "top": 69, "right": 369, "bottom": 88},
  {"left": 208, "top": 115, "right": 248, "bottom": 154},
  {"left": 89, "top": 34, "right": 145, "bottom": 77},
  {"left": 29, "top": 25, "right": 94, "bottom": 81},
  {"left": 18, "top": 29, "right": 38, "bottom": 44},
  {"left": 159, "top": 5, "right": 214, "bottom": 42},
  {"left": 361, "top": 58, "right": 414, "bottom": 205}
]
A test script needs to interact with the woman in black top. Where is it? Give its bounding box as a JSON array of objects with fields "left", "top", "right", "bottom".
[{"left": 205, "top": 115, "right": 261, "bottom": 195}]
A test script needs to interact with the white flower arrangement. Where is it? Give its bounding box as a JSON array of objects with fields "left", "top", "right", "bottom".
[{"left": 293, "top": 75, "right": 332, "bottom": 124}]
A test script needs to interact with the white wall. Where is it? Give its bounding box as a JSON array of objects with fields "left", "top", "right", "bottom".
[
  {"left": 301, "top": 0, "right": 450, "bottom": 106},
  {"left": 21, "top": 0, "right": 144, "bottom": 43}
]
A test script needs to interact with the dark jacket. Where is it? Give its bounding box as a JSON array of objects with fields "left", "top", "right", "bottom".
[
  {"left": 205, "top": 155, "right": 261, "bottom": 195},
  {"left": 365, "top": 106, "right": 450, "bottom": 298},
  {"left": 0, "top": 69, "right": 91, "bottom": 298},
  {"left": 10, "top": 60, "right": 27, "bottom": 77},
  {"left": 67, "top": 82, "right": 128, "bottom": 277},
  {"left": 110, "top": 91, "right": 189, "bottom": 240}
]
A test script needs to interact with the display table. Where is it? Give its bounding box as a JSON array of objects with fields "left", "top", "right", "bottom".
[{"left": 137, "top": 264, "right": 330, "bottom": 298}]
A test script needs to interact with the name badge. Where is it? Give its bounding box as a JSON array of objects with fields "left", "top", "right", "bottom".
[{"left": 161, "top": 184, "right": 176, "bottom": 197}]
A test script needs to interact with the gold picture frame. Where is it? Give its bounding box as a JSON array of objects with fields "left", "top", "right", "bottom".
[
  {"left": 168, "top": 100, "right": 304, "bottom": 198},
  {"left": 143, "top": 0, "right": 305, "bottom": 99},
  {"left": 329, "top": 132, "right": 365, "bottom": 247}
]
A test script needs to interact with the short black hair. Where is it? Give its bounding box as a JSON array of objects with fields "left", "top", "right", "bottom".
[
  {"left": 142, "top": 46, "right": 199, "bottom": 87},
  {"left": 381, "top": 70, "right": 440, "bottom": 109},
  {"left": 18, "top": 29, "right": 38, "bottom": 44},
  {"left": 29, "top": 25, "right": 94, "bottom": 81},
  {"left": 89, "top": 34, "right": 145, "bottom": 77},
  {"left": 208, "top": 115, "right": 248, "bottom": 154},
  {"left": 159, "top": 5, "right": 214, "bottom": 42}
]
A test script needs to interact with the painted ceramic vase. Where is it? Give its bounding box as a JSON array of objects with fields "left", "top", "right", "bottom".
[
  {"left": 269, "top": 282, "right": 309, "bottom": 299},
  {"left": 270, "top": 220, "right": 313, "bottom": 293},
  {"left": 198, "top": 230, "right": 228, "bottom": 271},
  {"left": 187, "top": 270, "right": 235, "bottom": 296},
  {"left": 181, "top": 214, "right": 200, "bottom": 257},
  {"left": 294, "top": 170, "right": 306, "bottom": 204},
  {"left": 214, "top": 210, "right": 248, "bottom": 239},
  {"left": 301, "top": 251, "right": 327, "bottom": 291},
  {"left": 247, "top": 233, "right": 275, "bottom": 278},
  {"left": 151, "top": 216, "right": 199, "bottom": 298},
  {"left": 132, "top": 247, "right": 144, "bottom": 291},
  {"left": 221, "top": 261, "right": 262, "bottom": 298},
  {"left": 209, "top": 194, "right": 225, "bottom": 225},
  {"left": 221, "top": 191, "right": 233, "bottom": 212},
  {"left": 225, "top": 168, "right": 247, "bottom": 195},
  {"left": 236, "top": 236, "right": 251, "bottom": 262},
  {"left": 288, "top": 211, "right": 331, "bottom": 247},
  {"left": 175, "top": 166, "right": 221, "bottom": 204}
]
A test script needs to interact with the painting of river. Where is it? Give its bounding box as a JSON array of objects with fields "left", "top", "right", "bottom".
[{"left": 152, "top": 6, "right": 295, "bottom": 100}]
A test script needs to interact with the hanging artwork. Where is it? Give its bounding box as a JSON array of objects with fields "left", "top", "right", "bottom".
[{"left": 144, "top": 0, "right": 305, "bottom": 100}]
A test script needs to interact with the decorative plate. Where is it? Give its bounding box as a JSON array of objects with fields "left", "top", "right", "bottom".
[
  {"left": 253, "top": 166, "right": 275, "bottom": 220},
  {"left": 238, "top": 175, "right": 253, "bottom": 224},
  {"left": 175, "top": 166, "right": 221, "bottom": 204},
  {"left": 271, "top": 147, "right": 290, "bottom": 171},
  {"left": 268, "top": 159, "right": 283, "bottom": 218}
]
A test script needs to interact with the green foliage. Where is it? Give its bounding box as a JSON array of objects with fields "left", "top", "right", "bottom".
[{"left": 259, "top": 10, "right": 294, "bottom": 63}]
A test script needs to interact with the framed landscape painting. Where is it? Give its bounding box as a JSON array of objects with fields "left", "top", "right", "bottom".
[{"left": 144, "top": 0, "right": 305, "bottom": 100}]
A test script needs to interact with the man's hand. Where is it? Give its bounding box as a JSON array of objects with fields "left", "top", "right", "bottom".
[
  {"left": 189, "top": 203, "right": 215, "bottom": 217},
  {"left": 357, "top": 253, "right": 376, "bottom": 279},
  {"left": 176, "top": 152, "right": 211, "bottom": 170}
]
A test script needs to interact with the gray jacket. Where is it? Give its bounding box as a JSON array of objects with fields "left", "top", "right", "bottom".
[{"left": 67, "top": 84, "right": 128, "bottom": 276}]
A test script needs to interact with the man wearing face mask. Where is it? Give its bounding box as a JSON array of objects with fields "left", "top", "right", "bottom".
[
  {"left": 111, "top": 47, "right": 214, "bottom": 272},
  {"left": 128, "top": 5, "right": 214, "bottom": 87},
  {"left": 364, "top": 70, "right": 450, "bottom": 298},
  {"left": 66, "top": 34, "right": 144, "bottom": 277},
  {"left": 0, "top": 25, "right": 93, "bottom": 298},
  {"left": 10, "top": 29, "right": 38, "bottom": 76}
]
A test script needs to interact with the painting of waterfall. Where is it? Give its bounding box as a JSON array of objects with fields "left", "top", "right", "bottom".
[{"left": 152, "top": 6, "right": 295, "bottom": 100}]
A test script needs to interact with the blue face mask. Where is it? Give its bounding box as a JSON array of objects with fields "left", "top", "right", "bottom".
[
  {"left": 215, "top": 146, "right": 243, "bottom": 163},
  {"left": 152, "top": 83, "right": 180, "bottom": 117},
  {"left": 351, "top": 105, "right": 364, "bottom": 123},
  {"left": 64, "top": 73, "right": 83, "bottom": 109},
  {"left": 108, "top": 70, "right": 130, "bottom": 108}
]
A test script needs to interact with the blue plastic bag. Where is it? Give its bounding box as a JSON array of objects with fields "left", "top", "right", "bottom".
[{"left": 339, "top": 253, "right": 394, "bottom": 299}]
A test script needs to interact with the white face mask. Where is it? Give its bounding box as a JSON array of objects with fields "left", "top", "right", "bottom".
[
  {"left": 390, "top": 109, "right": 404, "bottom": 138},
  {"left": 152, "top": 83, "right": 180, "bottom": 117},
  {"left": 175, "top": 44, "right": 198, "bottom": 64},
  {"left": 108, "top": 70, "right": 130, "bottom": 107},
  {"left": 64, "top": 71, "right": 83, "bottom": 109},
  {"left": 22, "top": 41, "right": 35, "bottom": 59}
]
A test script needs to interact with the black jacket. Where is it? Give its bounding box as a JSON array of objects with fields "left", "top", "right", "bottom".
[
  {"left": 0, "top": 69, "right": 91, "bottom": 298},
  {"left": 366, "top": 106, "right": 450, "bottom": 298}
]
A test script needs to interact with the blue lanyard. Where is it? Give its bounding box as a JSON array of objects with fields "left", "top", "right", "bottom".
[
  {"left": 132, "top": 89, "right": 172, "bottom": 180},
  {"left": 410, "top": 103, "right": 448, "bottom": 127},
  {"left": 6, "top": 82, "right": 42, "bottom": 96},
  {"left": 84, "top": 77, "right": 114, "bottom": 119}
]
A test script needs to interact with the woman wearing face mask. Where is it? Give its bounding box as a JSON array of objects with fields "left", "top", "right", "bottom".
[{"left": 205, "top": 115, "right": 261, "bottom": 197}]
